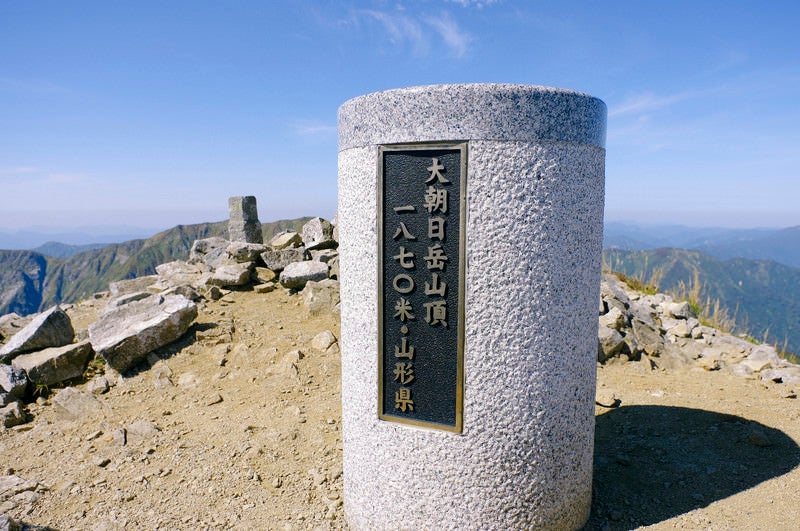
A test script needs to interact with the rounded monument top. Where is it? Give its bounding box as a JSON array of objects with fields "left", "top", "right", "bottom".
[{"left": 338, "top": 83, "right": 606, "bottom": 150}]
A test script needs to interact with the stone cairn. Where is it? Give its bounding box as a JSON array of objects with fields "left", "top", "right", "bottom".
[
  {"left": 0, "top": 205, "right": 340, "bottom": 432},
  {"left": 228, "top": 196, "right": 263, "bottom": 244}
]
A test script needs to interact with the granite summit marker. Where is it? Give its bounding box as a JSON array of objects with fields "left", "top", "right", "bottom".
[{"left": 338, "top": 84, "right": 607, "bottom": 529}]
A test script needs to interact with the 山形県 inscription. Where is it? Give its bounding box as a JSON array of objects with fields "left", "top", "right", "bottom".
[{"left": 378, "top": 143, "right": 466, "bottom": 432}]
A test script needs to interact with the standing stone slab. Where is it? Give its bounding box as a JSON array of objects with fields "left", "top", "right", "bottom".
[
  {"left": 228, "top": 196, "right": 263, "bottom": 244},
  {"left": 338, "top": 84, "right": 606, "bottom": 529},
  {"left": 0, "top": 306, "right": 74, "bottom": 363},
  {"left": 88, "top": 294, "right": 197, "bottom": 373}
]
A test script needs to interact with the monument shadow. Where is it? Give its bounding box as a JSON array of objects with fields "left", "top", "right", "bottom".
[{"left": 582, "top": 405, "right": 800, "bottom": 530}]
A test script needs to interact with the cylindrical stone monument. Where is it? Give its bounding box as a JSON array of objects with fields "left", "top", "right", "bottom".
[{"left": 337, "top": 84, "right": 606, "bottom": 529}]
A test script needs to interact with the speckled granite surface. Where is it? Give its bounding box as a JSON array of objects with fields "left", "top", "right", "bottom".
[{"left": 338, "top": 84, "right": 606, "bottom": 530}]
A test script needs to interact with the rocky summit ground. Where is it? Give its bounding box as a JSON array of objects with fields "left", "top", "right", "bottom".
[{"left": 1, "top": 284, "right": 799, "bottom": 530}]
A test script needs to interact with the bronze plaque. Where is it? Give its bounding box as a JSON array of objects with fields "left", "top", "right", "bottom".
[{"left": 377, "top": 142, "right": 466, "bottom": 433}]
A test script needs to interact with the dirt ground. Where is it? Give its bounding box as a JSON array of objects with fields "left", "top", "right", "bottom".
[{"left": 2, "top": 286, "right": 799, "bottom": 530}]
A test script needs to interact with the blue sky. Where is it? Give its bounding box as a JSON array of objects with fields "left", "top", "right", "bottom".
[{"left": 1, "top": 1, "right": 798, "bottom": 235}]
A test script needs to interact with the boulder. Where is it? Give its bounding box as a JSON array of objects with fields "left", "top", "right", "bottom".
[
  {"left": 310, "top": 330, "right": 337, "bottom": 352},
  {"left": 109, "top": 275, "right": 159, "bottom": 298},
  {"left": 301, "top": 217, "right": 337, "bottom": 250},
  {"left": 760, "top": 367, "right": 800, "bottom": 385},
  {"left": 189, "top": 237, "right": 230, "bottom": 269},
  {"left": 261, "top": 247, "right": 308, "bottom": 273},
  {"left": 0, "top": 313, "right": 29, "bottom": 343},
  {"left": 667, "top": 301, "right": 696, "bottom": 319},
  {"left": 270, "top": 230, "right": 302, "bottom": 250},
  {"left": 0, "top": 401, "right": 26, "bottom": 428},
  {"left": 89, "top": 294, "right": 197, "bottom": 373},
  {"left": 599, "top": 306, "right": 625, "bottom": 331},
  {"left": 253, "top": 267, "right": 276, "bottom": 284},
  {"left": 0, "top": 365, "right": 28, "bottom": 399},
  {"left": 310, "top": 249, "right": 339, "bottom": 263},
  {"left": 301, "top": 279, "right": 341, "bottom": 315},
  {"left": 227, "top": 242, "right": 268, "bottom": 263},
  {"left": 0, "top": 306, "right": 74, "bottom": 363},
  {"left": 12, "top": 340, "right": 94, "bottom": 387},
  {"left": 155, "top": 260, "right": 212, "bottom": 290},
  {"left": 280, "top": 261, "right": 329, "bottom": 290},
  {"left": 51, "top": 386, "right": 104, "bottom": 420},
  {"left": 598, "top": 327, "right": 625, "bottom": 362},
  {"left": 101, "top": 291, "right": 153, "bottom": 316},
  {"left": 631, "top": 318, "right": 664, "bottom": 357},
  {"left": 0, "top": 514, "right": 21, "bottom": 531},
  {"left": 208, "top": 263, "right": 253, "bottom": 287},
  {"left": 328, "top": 255, "right": 340, "bottom": 280}
]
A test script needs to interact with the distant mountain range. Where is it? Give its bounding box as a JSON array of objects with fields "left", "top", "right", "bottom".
[
  {"left": 603, "top": 248, "right": 800, "bottom": 357},
  {"left": 604, "top": 222, "right": 800, "bottom": 268},
  {"left": 1, "top": 219, "right": 797, "bottom": 356},
  {"left": 0, "top": 218, "right": 310, "bottom": 318}
]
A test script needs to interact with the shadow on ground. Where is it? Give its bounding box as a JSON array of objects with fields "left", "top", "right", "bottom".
[{"left": 582, "top": 405, "right": 800, "bottom": 530}]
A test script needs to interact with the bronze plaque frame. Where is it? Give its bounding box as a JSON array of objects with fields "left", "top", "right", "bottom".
[{"left": 377, "top": 141, "right": 466, "bottom": 433}]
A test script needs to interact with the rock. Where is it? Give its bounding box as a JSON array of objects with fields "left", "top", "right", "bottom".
[
  {"left": 301, "top": 279, "right": 340, "bottom": 315},
  {"left": 0, "top": 393, "right": 14, "bottom": 407},
  {"left": 0, "top": 366, "right": 28, "bottom": 400},
  {"left": 600, "top": 275, "right": 631, "bottom": 308},
  {"left": 89, "top": 294, "right": 197, "bottom": 373},
  {"left": 667, "top": 301, "right": 696, "bottom": 319},
  {"left": 760, "top": 367, "right": 800, "bottom": 385},
  {"left": 88, "top": 376, "right": 110, "bottom": 395},
  {"left": 279, "top": 261, "right": 329, "bottom": 290},
  {"left": 328, "top": 255, "right": 340, "bottom": 280},
  {"left": 109, "top": 275, "right": 159, "bottom": 298},
  {"left": 208, "top": 263, "right": 252, "bottom": 287},
  {"left": 595, "top": 389, "right": 618, "bottom": 408},
  {"left": 154, "top": 261, "right": 211, "bottom": 290},
  {"left": 311, "top": 330, "right": 337, "bottom": 352},
  {"left": 627, "top": 300, "right": 659, "bottom": 329},
  {"left": 0, "top": 514, "right": 22, "bottom": 531},
  {"left": 253, "top": 267, "right": 276, "bottom": 284},
  {"left": 0, "top": 306, "right": 74, "bottom": 363},
  {"left": 598, "top": 306, "right": 625, "bottom": 331},
  {"left": 161, "top": 285, "right": 202, "bottom": 302},
  {"left": 260, "top": 247, "right": 308, "bottom": 273},
  {"left": 667, "top": 321, "right": 692, "bottom": 339},
  {"left": 226, "top": 242, "right": 268, "bottom": 263},
  {"left": 254, "top": 284, "right": 276, "bottom": 294},
  {"left": 269, "top": 230, "right": 302, "bottom": 250},
  {"left": 597, "top": 327, "right": 625, "bottom": 362},
  {"left": 747, "top": 345, "right": 781, "bottom": 365},
  {"left": 310, "top": 249, "right": 339, "bottom": 263},
  {"left": 189, "top": 237, "right": 230, "bottom": 269},
  {"left": 631, "top": 318, "right": 664, "bottom": 357},
  {"left": 301, "top": 217, "right": 337, "bottom": 250},
  {"left": 0, "top": 402, "right": 26, "bottom": 428},
  {"left": 737, "top": 358, "right": 772, "bottom": 373},
  {"left": 52, "top": 387, "right": 103, "bottom": 420},
  {"left": 696, "top": 357, "right": 720, "bottom": 371},
  {"left": 11, "top": 340, "right": 94, "bottom": 387},
  {"left": 0, "top": 314, "right": 29, "bottom": 343},
  {"left": 228, "top": 196, "right": 263, "bottom": 244},
  {"left": 101, "top": 292, "right": 153, "bottom": 315}
]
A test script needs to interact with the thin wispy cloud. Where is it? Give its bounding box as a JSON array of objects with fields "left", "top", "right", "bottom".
[
  {"left": 353, "top": 9, "right": 472, "bottom": 58},
  {"left": 424, "top": 12, "right": 472, "bottom": 58},
  {"left": 446, "top": 0, "right": 499, "bottom": 7},
  {"left": 0, "top": 167, "right": 87, "bottom": 186},
  {"left": 291, "top": 120, "right": 337, "bottom": 138},
  {"left": 608, "top": 91, "right": 692, "bottom": 118}
]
